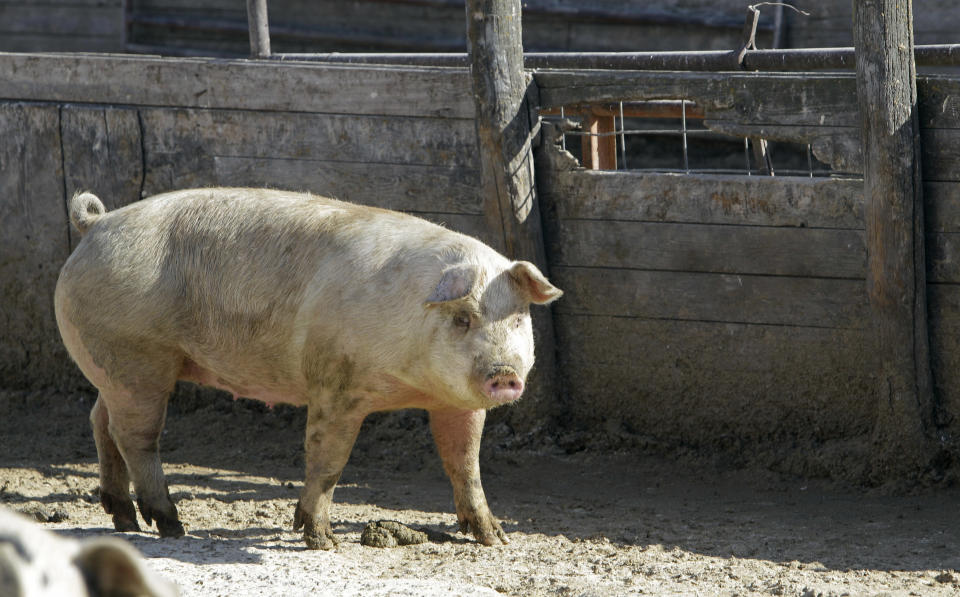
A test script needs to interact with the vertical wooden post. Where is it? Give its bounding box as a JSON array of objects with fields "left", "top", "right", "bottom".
[
  {"left": 466, "top": 0, "right": 542, "bottom": 262},
  {"left": 246, "top": 0, "right": 271, "bottom": 58},
  {"left": 853, "top": 0, "right": 934, "bottom": 479},
  {"left": 466, "top": 0, "right": 559, "bottom": 424},
  {"left": 581, "top": 110, "right": 617, "bottom": 170}
]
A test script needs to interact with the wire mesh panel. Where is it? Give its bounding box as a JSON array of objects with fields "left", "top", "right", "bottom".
[{"left": 541, "top": 100, "right": 840, "bottom": 178}]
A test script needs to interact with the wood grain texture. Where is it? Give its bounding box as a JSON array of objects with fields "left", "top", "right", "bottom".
[
  {"left": 551, "top": 267, "right": 868, "bottom": 329},
  {"left": 541, "top": 170, "right": 865, "bottom": 228},
  {"left": 548, "top": 220, "right": 865, "bottom": 279},
  {"left": 60, "top": 105, "right": 144, "bottom": 250},
  {"left": 0, "top": 53, "right": 475, "bottom": 119},
  {"left": 0, "top": 103, "right": 72, "bottom": 390},
  {"left": 554, "top": 314, "right": 876, "bottom": 446},
  {"left": 211, "top": 157, "right": 482, "bottom": 215},
  {"left": 854, "top": 0, "right": 935, "bottom": 478},
  {"left": 137, "top": 107, "right": 477, "bottom": 196}
]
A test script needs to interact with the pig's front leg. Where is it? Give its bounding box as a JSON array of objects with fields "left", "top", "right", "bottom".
[
  {"left": 429, "top": 408, "right": 508, "bottom": 545},
  {"left": 293, "top": 402, "right": 365, "bottom": 550}
]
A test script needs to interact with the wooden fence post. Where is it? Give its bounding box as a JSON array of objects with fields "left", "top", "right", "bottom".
[
  {"left": 853, "top": 0, "right": 935, "bottom": 480},
  {"left": 246, "top": 0, "right": 271, "bottom": 58},
  {"left": 466, "top": 0, "right": 559, "bottom": 423}
]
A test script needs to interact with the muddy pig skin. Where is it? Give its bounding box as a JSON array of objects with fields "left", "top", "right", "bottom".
[{"left": 55, "top": 187, "right": 562, "bottom": 549}]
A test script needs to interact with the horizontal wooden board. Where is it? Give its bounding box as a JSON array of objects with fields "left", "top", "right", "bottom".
[
  {"left": 540, "top": 169, "right": 865, "bottom": 228},
  {"left": 927, "top": 181, "right": 960, "bottom": 232},
  {"left": 548, "top": 220, "right": 865, "bottom": 279},
  {"left": 212, "top": 157, "right": 482, "bottom": 215},
  {"left": 0, "top": 53, "right": 475, "bottom": 119},
  {"left": 706, "top": 122, "right": 862, "bottom": 173},
  {"left": 922, "top": 128, "right": 960, "bottom": 183},
  {"left": 537, "top": 71, "right": 960, "bottom": 131},
  {"left": 535, "top": 71, "right": 861, "bottom": 125},
  {"left": 553, "top": 313, "right": 876, "bottom": 442},
  {"left": 137, "top": 107, "right": 476, "bottom": 196},
  {"left": 927, "top": 282, "right": 960, "bottom": 436},
  {"left": 551, "top": 266, "right": 868, "bottom": 329}
]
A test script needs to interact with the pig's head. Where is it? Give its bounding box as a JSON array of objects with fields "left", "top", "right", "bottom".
[{"left": 423, "top": 259, "right": 562, "bottom": 410}]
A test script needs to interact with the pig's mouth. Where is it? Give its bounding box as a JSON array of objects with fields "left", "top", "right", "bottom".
[{"left": 481, "top": 367, "right": 525, "bottom": 405}]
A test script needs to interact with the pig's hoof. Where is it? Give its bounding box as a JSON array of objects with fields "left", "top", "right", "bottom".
[
  {"left": 136, "top": 498, "right": 184, "bottom": 538},
  {"left": 113, "top": 515, "right": 142, "bottom": 533},
  {"left": 303, "top": 529, "right": 339, "bottom": 550},
  {"left": 156, "top": 516, "right": 186, "bottom": 538},
  {"left": 460, "top": 515, "right": 509, "bottom": 546},
  {"left": 293, "top": 501, "right": 337, "bottom": 550},
  {"left": 101, "top": 492, "right": 140, "bottom": 532}
]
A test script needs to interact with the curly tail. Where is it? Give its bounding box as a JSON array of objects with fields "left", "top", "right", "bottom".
[{"left": 69, "top": 191, "right": 106, "bottom": 236}]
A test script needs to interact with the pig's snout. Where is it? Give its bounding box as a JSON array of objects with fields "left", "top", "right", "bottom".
[{"left": 483, "top": 366, "right": 525, "bottom": 403}]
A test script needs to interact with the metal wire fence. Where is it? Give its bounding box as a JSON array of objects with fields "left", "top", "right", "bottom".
[{"left": 541, "top": 100, "right": 842, "bottom": 178}]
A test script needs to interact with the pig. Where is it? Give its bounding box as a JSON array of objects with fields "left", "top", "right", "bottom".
[
  {"left": 0, "top": 506, "right": 178, "bottom": 597},
  {"left": 55, "top": 187, "right": 562, "bottom": 549}
]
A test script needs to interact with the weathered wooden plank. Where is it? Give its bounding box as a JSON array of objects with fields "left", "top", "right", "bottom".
[
  {"left": 137, "top": 107, "right": 477, "bottom": 196},
  {"left": 60, "top": 105, "right": 144, "bottom": 249},
  {"left": 551, "top": 267, "right": 868, "bottom": 329},
  {"left": 549, "top": 220, "right": 865, "bottom": 279},
  {"left": 921, "top": 128, "right": 960, "bottom": 183},
  {"left": 535, "top": 71, "right": 860, "bottom": 125},
  {"left": 535, "top": 71, "right": 960, "bottom": 136},
  {"left": 554, "top": 314, "right": 876, "bottom": 443},
  {"left": 705, "top": 122, "right": 861, "bottom": 173},
  {"left": 540, "top": 169, "right": 865, "bottom": 228},
  {"left": 0, "top": 103, "right": 72, "bottom": 390},
  {"left": 212, "top": 157, "right": 482, "bottom": 215},
  {"left": 927, "top": 282, "right": 960, "bottom": 441},
  {"left": 0, "top": 53, "right": 475, "bottom": 119},
  {"left": 926, "top": 181, "right": 960, "bottom": 232}
]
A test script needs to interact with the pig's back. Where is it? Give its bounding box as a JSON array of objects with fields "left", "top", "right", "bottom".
[{"left": 56, "top": 188, "right": 487, "bottom": 383}]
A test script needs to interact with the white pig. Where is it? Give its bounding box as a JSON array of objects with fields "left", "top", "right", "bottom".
[
  {"left": 0, "top": 506, "right": 177, "bottom": 597},
  {"left": 55, "top": 188, "right": 561, "bottom": 549}
]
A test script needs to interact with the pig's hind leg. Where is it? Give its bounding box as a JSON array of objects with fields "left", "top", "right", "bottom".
[
  {"left": 90, "top": 395, "right": 140, "bottom": 532},
  {"left": 429, "top": 408, "right": 508, "bottom": 545},
  {"left": 95, "top": 355, "right": 184, "bottom": 538}
]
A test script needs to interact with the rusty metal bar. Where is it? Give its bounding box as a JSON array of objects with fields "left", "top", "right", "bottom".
[{"left": 272, "top": 44, "right": 960, "bottom": 70}]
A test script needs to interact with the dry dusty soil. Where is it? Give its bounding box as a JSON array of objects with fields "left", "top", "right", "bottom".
[{"left": 1, "top": 389, "right": 959, "bottom": 597}]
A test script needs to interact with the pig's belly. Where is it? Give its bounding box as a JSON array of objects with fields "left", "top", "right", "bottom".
[{"left": 178, "top": 358, "right": 309, "bottom": 407}]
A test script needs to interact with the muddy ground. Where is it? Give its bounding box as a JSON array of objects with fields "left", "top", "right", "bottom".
[{"left": 1, "top": 388, "right": 959, "bottom": 597}]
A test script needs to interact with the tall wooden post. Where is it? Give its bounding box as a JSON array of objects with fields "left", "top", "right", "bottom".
[
  {"left": 246, "top": 0, "right": 271, "bottom": 58},
  {"left": 853, "top": 0, "right": 934, "bottom": 480},
  {"left": 466, "top": 0, "right": 559, "bottom": 425}
]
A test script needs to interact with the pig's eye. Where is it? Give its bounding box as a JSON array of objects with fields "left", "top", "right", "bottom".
[{"left": 454, "top": 312, "right": 472, "bottom": 330}]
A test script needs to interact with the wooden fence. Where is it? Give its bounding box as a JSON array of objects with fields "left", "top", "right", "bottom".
[{"left": 3, "top": 23, "right": 960, "bottom": 479}]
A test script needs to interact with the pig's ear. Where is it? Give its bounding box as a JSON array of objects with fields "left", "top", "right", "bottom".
[
  {"left": 73, "top": 538, "right": 179, "bottom": 597},
  {"left": 509, "top": 261, "right": 563, "bottom": 305},
  {"left": 426, "top": 265, "right": 478, "bottom": 304}
]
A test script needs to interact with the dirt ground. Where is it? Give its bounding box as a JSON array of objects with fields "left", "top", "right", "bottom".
[{"left": 1, "top": 388, "right": 959, "bottom": 597}]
